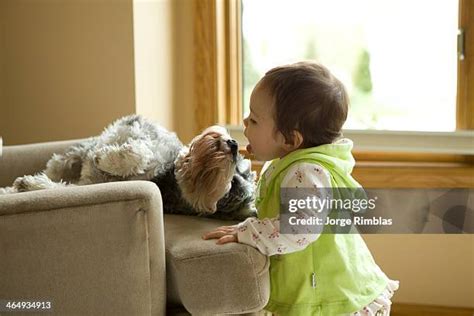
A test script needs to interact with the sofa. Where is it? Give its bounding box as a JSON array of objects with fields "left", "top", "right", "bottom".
[{"left": 0, "top": 139, "right": 270, "bottom": 315}]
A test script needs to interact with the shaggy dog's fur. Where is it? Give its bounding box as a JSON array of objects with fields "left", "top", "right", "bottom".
[{"left": 0, "top": 115, "right": 257, "bottom": 220}]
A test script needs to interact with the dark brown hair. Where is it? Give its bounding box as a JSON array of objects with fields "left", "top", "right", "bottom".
[{"left": 261, "top": 61, "right": 349, "bottom": 148}]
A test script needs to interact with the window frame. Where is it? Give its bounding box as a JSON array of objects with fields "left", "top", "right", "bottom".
[
  {"left": 193, "top": 0, "right": 242, "bottom": 133},
  {"left": 193, "top": 0, "right": 474, "bottom": 167},
  {"left": 457, "top": 0, "right": 474, "bottom": 130}
]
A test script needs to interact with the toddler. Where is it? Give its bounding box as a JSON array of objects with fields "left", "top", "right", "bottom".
[{"left": 202, "top": 62, "right": 399, "bottom": 316}]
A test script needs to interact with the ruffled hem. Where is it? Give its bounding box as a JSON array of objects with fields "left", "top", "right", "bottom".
[
  {"left": 350, "top": 279, "right": 400, "bottom": 316},
  {"left": 260, "top": 279, "right": 399, "bottom": 316}
]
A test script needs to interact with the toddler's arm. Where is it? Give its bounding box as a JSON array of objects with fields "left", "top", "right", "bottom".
[{"left": 236, "top": 163, "right": 332, "bottom": 256}]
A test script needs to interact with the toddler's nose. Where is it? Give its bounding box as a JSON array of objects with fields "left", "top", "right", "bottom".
[{"left": 226, "top": 139, "right": 238, "bottom": 154}]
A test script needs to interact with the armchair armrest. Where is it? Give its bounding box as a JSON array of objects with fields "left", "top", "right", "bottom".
[
  {"left": 0, "top": 181, "right": 166, "bottom": 315},
  {"left": 0, "top": 139, "right": 85, "bottom": 187}
]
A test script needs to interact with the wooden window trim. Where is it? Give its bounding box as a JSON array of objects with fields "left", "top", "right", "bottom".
[
  {"left": 240, "top": 148, "right": 474, "bottom": 188},
  {"left": 195, "top": 0, "right": 474, "bottom": 187},
  {"left": 194, "top": 0, "right": 242, "bottom": 134},
  {"left": 457, "top": 0, "right": 474, "bottom": 130}
]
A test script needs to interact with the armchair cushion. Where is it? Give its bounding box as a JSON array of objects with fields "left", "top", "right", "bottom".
[{"left": 164, "top": 215, "right": 270, "bottom": 315}]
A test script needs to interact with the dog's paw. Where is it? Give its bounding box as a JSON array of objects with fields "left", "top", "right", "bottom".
[
  {"left": 13, "top": 175, "right": 38, "bottom": 192},
  {"left": 94, "top": 142, "right": 153, "bottom": 177},
  {"left": 13, "top": 173, "right": 62, "bottom": 192},
  {"left": 0, "top": 186, "right": 17, "bottom": 194}
]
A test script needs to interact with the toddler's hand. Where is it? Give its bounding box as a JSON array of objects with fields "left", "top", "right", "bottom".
[{"left": 202, "top": 225, "right": 239, "bottom": 245}]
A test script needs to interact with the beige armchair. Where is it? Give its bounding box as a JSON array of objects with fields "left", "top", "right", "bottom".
[{"left": 0, "top": 140, "right": 269, "bottom": 315}]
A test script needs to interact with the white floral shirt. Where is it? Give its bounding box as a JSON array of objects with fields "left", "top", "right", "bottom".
[{"left": 236, "top": 162, "right": 332, "bottom": 256}]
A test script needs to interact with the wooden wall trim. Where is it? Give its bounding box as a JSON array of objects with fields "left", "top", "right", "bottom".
[{"left": 392, "top": 303, "right": 474, "bottom": 316}]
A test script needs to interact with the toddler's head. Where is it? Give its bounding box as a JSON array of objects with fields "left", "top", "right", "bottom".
[{"left": 244, "top": 61, "right": 349, "bottom": 161}]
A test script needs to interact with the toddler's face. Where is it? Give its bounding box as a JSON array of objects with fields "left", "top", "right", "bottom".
[{"left": 243, "top": 81, "right": 288, "bottom": 161}]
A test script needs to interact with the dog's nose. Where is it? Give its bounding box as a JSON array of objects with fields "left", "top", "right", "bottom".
[{"left": 226, "top": 139, "right": 238, "bottom": 154}]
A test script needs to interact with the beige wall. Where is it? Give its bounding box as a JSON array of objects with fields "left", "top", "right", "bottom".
[
  {"left": 133, "top": 0, "right": 173, "bottom": 131},
  {"left": 0, "top": 3, "right": 5, "bottom": 139},
  {"left": 366, "top": 234, "right": 474, "bottom": 308},
  {"left": 0, "top": 0, "right": 193, "bottom": 146},
  {"left": 0, "top": 0, "right": 136, "bottom": 145}
]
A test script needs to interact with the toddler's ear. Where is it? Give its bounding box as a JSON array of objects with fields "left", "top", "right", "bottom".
[{"left": 283, "top": 130, "right": 304, "bottom": 151}]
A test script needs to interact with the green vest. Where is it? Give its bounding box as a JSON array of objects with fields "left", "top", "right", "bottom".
[{"left": 257, "top": 139, "right": 389, "bottom": 316}]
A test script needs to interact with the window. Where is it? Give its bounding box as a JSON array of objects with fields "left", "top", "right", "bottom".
[
  {"left": 193, "top": 0, "right": 474, "bottom": 155},
  {"left": 242, "top": 0, "right": 458, "bottom": 132}
]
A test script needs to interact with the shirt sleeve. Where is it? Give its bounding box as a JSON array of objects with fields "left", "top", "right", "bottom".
[{"left": 236, "top": 162, "right": 332, "bottom": 256}]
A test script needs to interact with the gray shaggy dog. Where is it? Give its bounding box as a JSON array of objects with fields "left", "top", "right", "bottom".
[{"left": 0, "top": 115, "right": 257, "bottom": 221}]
